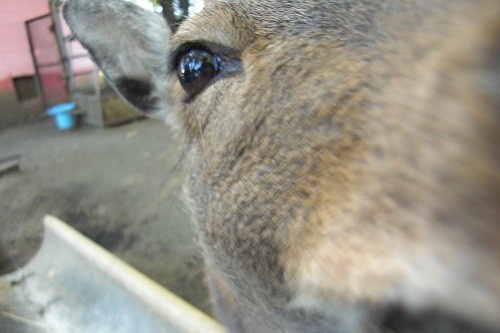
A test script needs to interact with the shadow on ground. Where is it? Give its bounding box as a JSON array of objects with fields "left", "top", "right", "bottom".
[{"left": 0, "top": 118, "right": 211, "bottom": 313}]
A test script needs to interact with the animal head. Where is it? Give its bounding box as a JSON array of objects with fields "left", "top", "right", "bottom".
[{"left": 64, "top": 0, "right": 500, "bottom": 331}]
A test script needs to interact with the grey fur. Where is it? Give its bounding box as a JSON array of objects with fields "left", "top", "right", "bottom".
[{"left": 64, "top": 0, "right": 500, "bottom": 332}]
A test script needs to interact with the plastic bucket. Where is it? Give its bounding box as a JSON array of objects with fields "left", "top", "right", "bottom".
[{"left": 47, "top": 103, "right": 77, "bottom": 131}]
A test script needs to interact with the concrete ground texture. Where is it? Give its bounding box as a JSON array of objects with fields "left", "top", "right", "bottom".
[{"left": 0, "top": 118, "right": 210, "bottom": 313}]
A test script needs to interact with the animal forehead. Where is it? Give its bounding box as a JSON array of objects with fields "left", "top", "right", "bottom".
[{"left": 172, "top": 0, "right": 377, "bottom": 50}]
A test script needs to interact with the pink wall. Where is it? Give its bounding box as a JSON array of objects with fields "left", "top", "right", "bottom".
[{"left": 0, "top": 0, "right": 50, "bottom": 90}]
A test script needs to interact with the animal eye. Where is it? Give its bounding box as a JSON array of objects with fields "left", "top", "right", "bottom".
[{"left": 177, "top": 48, "right": 225, "bottom": 97}]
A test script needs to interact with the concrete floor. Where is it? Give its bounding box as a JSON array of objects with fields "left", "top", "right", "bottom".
[{"left": 0, "top": 118, "right": 210, "bottom": 314}]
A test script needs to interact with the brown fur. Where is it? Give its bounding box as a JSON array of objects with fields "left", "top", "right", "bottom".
[{"left": 64, "top": 0, "right": 499, "bottom": 332}]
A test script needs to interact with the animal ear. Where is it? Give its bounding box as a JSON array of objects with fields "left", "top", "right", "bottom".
[{"left": 63, "top": 0, "right": 171, "bottom": 117}]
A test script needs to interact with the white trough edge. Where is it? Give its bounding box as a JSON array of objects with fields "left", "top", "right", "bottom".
[{"left": 11, "top": 215, "right": 227, "bottom": 333}]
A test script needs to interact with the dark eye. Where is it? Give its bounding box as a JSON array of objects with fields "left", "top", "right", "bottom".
[{"left": 177, "top": 48, "right": 225, "bottom": 97}]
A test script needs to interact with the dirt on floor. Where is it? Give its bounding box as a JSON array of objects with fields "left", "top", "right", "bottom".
[{"left": 0, "top": 117, "right": 211, "bottom": 313}]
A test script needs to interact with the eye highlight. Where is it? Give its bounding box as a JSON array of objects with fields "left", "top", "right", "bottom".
[{"left": 177, "top": 47, "right": 225, "bottom": 97}]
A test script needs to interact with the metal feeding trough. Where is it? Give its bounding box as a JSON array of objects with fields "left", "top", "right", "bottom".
[{"left": 0, "top": 216, "right": 227, "bottom": 333}]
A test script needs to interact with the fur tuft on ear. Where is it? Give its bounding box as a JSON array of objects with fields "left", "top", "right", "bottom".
[{"left": 63, "top": 0, "right": 172, "bottom": 118}]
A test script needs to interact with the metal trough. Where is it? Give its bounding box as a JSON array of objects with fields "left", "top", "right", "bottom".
[{"left": 0, "top": 215, "right": 227, "bottom": 333}]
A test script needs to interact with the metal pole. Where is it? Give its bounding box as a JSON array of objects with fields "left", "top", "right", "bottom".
[{"left": 25, "top": 16, "right": 50, "bottom": 108}]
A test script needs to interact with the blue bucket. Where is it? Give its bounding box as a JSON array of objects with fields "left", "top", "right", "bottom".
[{"left": 47, "top": 103, "right": 77, "bottom": 131}]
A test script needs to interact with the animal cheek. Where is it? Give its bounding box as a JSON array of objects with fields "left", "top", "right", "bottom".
[{"left": 282, "top": 204, "right": 405, "bottom": 315}]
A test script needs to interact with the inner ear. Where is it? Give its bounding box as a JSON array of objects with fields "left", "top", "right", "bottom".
[
  {"left": 115, "top": 77, "right": 160, "bottom": 112},
  {"left": 63, "top": 0, "right": 171, "bottom": 115}
]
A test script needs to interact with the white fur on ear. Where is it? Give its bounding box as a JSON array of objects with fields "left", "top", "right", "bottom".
[{"left": 64, "top": 0, "right": 173, "bottom": 120}]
